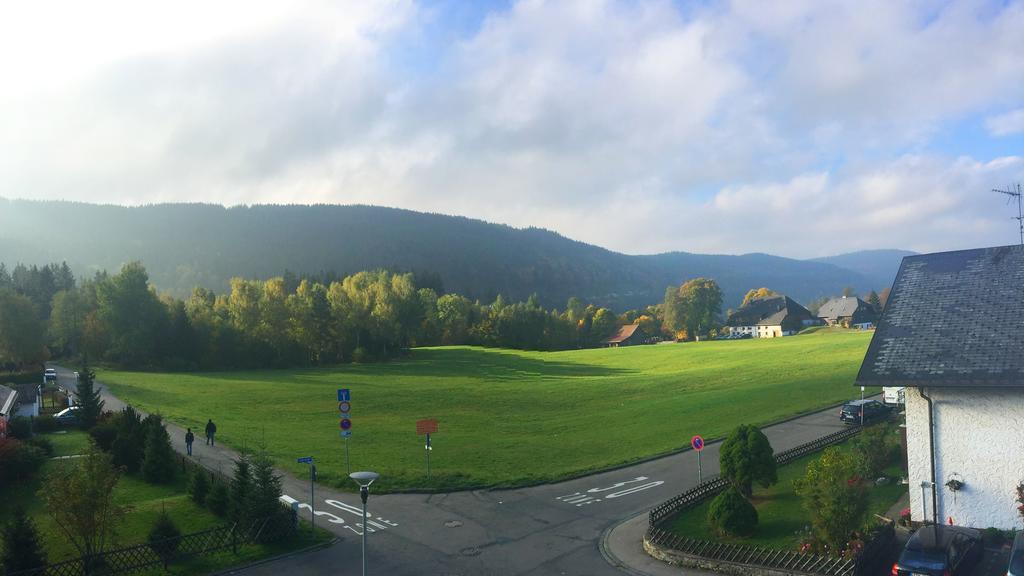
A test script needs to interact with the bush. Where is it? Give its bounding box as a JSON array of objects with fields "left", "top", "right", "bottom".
[
  {"left": 89, "top": 417, "right": 119, "bottom": 452},
  {"left": 33, "top": 415, "right": 58, "bottom": 433},
  {"left": 8, "top": 416, "right": 32, "bottom": 439},
  {"left": 189, "top": 469, "right": 210, "bottom": 507},
  {"left": 708, "top": 486, "right": 759, "bottom": 537},
  {"left": 794, "top": 447, "right": 868, "bottom": 553},
  {"left": 720, "top": 424, "right": 777, "bottom": 497},
  {"left": 206, "top": 481, "right": 229, "bottom": 517},
  {"left": 352, "top": 347, "right": 370, "bottom": 363},
  {"left": 0, "top": 439, "right": 45, "bottom": 485},
  {"left": 25, "top": 436, "right": 54, "bottom": 457},
  {"left": 852, "top": 424, "right": 899, "bottom": 479},
  {"left": 147, "top": 510, "right": 182, "bottom": 566},
  {"left": 982, "top": 527, "right": 1005, "bottom": 546}
]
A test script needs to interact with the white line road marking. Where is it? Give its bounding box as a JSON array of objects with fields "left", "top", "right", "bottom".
[{"left": 555, "top": 477, "right": 663, "bottom": 507}]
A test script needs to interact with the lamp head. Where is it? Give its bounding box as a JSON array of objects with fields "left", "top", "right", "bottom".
[{"left": 349, "top": 470, "right": 380, "bottom": 487}]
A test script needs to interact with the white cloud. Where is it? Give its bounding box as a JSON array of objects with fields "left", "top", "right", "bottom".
[
  {"left": 986, "top": 109, "right": 1024, "bottom": 137},
  {"left": 1, "top": 0, "right": 1023, "bottom": 257}
]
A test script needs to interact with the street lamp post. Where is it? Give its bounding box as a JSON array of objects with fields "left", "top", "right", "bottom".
[{"left": 349, "top": 471, "right": 380, "bottom": 576}]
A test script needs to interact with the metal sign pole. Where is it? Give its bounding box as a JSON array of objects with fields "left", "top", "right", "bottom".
[
  {"left": 310, "top": 462, "right": 315, "bottom": 535},
  {"left": 426, "top": 433, "right": 431, "bottom": 479},
  {"left": 346, "top": 437, "right": 351, "bottom": 474},
  {"left": 697, "top": 450, "right": 702, "bottom": 485}
]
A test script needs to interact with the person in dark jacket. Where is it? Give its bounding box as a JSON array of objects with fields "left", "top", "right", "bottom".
[
  {"left": 185, "top": 428, "right": 195, "bottom": 456},
  {"left": 205, "top": 419, "right": 217, "bottom": 446}
]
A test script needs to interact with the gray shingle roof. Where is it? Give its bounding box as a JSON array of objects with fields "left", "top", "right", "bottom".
[
  {"left": 856, "top": 244, "right": 1024, "bottom": 387},
  {"left": 818, "top": 296, "right": 869, "bottom": 320},
  {"left": 727, "top": 295, "right": 810, "bottom": 327}
]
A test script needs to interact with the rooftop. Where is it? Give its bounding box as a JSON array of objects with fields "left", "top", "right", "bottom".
[
  {"left": 604, "top": 324, "right": 642, "bottom": 344},
  {"left": 856, "top": 244, "right": 1024, "bottom": 388}
]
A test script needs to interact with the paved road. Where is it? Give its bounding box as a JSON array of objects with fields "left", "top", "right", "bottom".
[{"left": 53, "top": 364, "right": 862, "bottom": 576}]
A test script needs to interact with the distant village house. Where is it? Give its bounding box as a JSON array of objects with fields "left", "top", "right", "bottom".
[
  {"left": 857, "top": 245, "right": 1024, "bottom": 529},
  {"left": 602, "top": 324, "right": 652, "bottom": 347},
  {"left": 817, "top": 295, "right": 877, "bottom": 329},
  {"left": 726, "top": 295, "right": 816, "bottom": 338}
]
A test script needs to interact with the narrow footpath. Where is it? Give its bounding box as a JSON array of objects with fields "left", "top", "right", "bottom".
[{"left": 52, "top": 364, "right": 864, "bottom": 576}]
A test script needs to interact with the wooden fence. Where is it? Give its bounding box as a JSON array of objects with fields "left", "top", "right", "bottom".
[{"left": 9, "top": 514, "right": 295, "bottom": 576}]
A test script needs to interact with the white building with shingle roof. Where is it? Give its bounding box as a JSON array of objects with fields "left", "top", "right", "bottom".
[{"left": 857, "top": 245, "right": 1024, "bottom": 529}]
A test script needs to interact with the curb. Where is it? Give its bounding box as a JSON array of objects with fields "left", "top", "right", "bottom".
[
  {"left": 211, "top": 537, "right": 340, "bottom": 575},
  {"left": 599, "top": 513, "right": 651, "bottom": 576}
]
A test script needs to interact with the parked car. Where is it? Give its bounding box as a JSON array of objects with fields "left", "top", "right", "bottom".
[
  {"left": 1008, "top": 531, "right": 1024, "bottom": 576},
  {"left": 839, "top": 399, "right": 891, "bottom": 425},
  {"left": 53, "top": 406, "right": 80, "bottom": 424},
  {"left": 892, "top": 525, "right": 982, "bottom": 576}
]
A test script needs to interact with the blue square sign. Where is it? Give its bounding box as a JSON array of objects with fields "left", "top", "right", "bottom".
[{"left": 337, "top": 389, "right": 350, "bottom": 402}]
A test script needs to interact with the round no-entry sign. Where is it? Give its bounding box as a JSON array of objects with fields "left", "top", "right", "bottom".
[{"left": 691, "top": 435, "right": 705, "bottom": 452}]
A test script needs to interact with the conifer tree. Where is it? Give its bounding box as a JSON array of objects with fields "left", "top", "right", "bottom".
[
  {"left": 141, "top": 415, "right": 176, "bottom": 483},
  {"left": 1, "top": 507, "right": 47, "bottom": 573},
  {"left": 73, "top": 356, "right": 104, "bottom": 429},
  {"left": 228, "top": 455, "right": 254, "bottom": 526}
]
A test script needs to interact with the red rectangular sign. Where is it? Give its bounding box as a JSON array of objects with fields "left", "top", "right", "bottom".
[{"left": 416, "top": 419, "right": 438, "bottom": 435}]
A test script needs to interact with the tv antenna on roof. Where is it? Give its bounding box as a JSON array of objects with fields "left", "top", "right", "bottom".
[{"left": 992, "top": 183, "right": 1023, "bottom": 245}]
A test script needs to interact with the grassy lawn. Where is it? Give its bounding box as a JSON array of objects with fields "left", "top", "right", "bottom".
[
  {"left": 99, "top": 329, "right": 874, "bottom": 492},
  {"left": 668, "top": 437, "right": 905, "bottom": 549},
  {"left": 0, "top": 431, "right": 329, "bottom": 572}
]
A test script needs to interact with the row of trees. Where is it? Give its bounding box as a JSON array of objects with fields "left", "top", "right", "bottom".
[
  {"left": 2, "top": 258, "right": 765, "bottom": 370},
  {"left": 3, "top": 261, "right": 725, "bottom": 370}
]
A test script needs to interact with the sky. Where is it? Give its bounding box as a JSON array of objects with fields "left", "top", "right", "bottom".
[{"left": 1, "top": 0, "right": 1023, "bottom": 258}]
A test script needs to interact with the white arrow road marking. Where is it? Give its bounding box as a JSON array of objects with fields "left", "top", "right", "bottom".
[
  {"left": 555, "top": 477, "right": 662, "bottom": 507},
  {"left": 603, "top": 481, "right": 664, "bottom": 498},
  {"left": 279, "top": 495, "right": 400, "bottom": 536},
  {"left": 586, "top": 477, "right": 649, "bottom": 493},
  {"left": 280, "top": 495, "right": 347, "bottom": 525}
]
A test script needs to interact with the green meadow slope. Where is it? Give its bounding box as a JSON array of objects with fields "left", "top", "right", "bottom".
[{"left": 100, "top": 329, "right": 872, "bottom": 492}]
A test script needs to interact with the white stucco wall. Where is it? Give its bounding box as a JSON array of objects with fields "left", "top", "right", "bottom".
[{"left": 905, "top": 387, "right": 1024, "bottom": 529}]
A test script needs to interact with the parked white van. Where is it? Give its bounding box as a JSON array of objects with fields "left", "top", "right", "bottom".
[{"left": 883, "top": 386, "right": 905, "bottom": 406}]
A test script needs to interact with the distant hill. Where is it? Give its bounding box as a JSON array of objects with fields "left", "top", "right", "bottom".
[
  {"left": 811, "top": 249, "right": 916, "bottom": 293},
  {"left": 0, "top": 199, "right": 898, "bottom": 310}
]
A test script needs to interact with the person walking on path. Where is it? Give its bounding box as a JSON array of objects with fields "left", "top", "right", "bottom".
[
  {"left": 185, "top": 428, "right": 195, "bottom": 456},
  {"left": 205, "top": 419, "right": 217, "bottom": 446}
]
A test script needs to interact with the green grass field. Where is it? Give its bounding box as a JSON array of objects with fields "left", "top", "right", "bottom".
[
  {"left": 668, "top": 437, "right": 904, "bottom": 549},
  {"left": 100, "top": 329, "right": 874, "bottom": 492}
]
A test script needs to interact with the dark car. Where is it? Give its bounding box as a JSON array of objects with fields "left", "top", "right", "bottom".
[
  {"left": 892, "top": 525, "right": 982, "bottom": 576},
  {"left": 839, "top": 399, "right": 890, "bottom": 425},
  {"left": 1008, "top": 531, "right": 1024, "bottom": 576}
]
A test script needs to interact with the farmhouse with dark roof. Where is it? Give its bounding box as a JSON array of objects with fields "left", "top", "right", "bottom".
[
  {"left": 857, "top": 244, "right": 1024, "bottom": 529},
  {"left": 726, "top": 295, "right": 816, "bottom": 338},
  {"left": 816, "top": 295, "right": 877, "bottom": 328}
]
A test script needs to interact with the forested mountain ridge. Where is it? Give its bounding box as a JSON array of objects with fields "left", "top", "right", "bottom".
[{"left": 0, "top": 199, "right": 897, "bottom": 309}]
